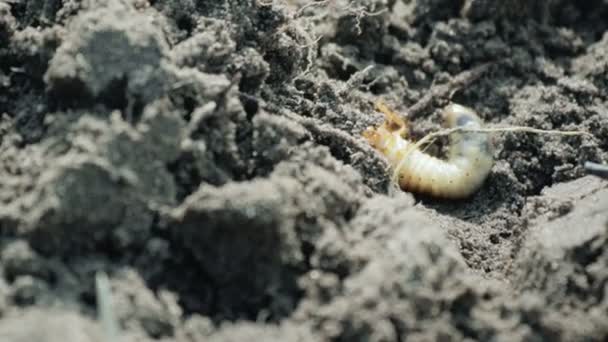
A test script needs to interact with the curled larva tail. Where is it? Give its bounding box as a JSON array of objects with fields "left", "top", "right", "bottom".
[{"left": 364, "top": 103, "right": 493, "bottom": 199}]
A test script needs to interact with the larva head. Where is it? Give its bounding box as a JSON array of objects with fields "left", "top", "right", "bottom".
[
  {"left": 364, "top": 103, "right": 408, "bottom": 150},
  {"left": 362, "top": 126, "right": 384, "bottom": 149},
  {"left": 374, "top": 101, "right": 408, "bottom": 137},
  {"left": 441, "top": 103, "right": 482, "bottom": 129}
]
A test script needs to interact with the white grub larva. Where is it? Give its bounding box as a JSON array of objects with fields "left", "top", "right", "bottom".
[{"left": 363, "top": 103, "right": 494, "bottom": 199}]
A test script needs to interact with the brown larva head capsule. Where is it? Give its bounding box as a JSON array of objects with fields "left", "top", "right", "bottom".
[
  {"left": 362, "top": 126, "right": 383, "bottom": 149},
  {"left": 375, "top": 101, "right": 408, "bottom": 136},
  {"left": 363, "top": 101, "right": 409, "bottom": 149}
]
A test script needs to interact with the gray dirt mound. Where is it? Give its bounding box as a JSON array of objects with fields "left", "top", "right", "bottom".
[
  {"left": 514, "top": 176, "right": 608, "bottom": 309},
  {"left": 167, "top": 145, "right": 368, "bottom": 319},
  {"left": 3, "top": 100, "right": 182, "bottom": 255},
  {"left": 44, "top": 0, "right": 170, "bottom": 107},
  {"left": 0, "top": 309, "right": 103, "bottom": 342},
  {"left": 1, "top": 0, "right": 608, "bottom": 341}
]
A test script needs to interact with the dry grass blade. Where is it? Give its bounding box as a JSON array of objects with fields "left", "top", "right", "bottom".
[{"left": 96, "top": 271, "right": 120, "bottom": 342}]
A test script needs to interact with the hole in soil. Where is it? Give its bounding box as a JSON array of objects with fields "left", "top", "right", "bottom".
[
  {"left": 177, "top": 15, "right": 194, "bottom": 35},
  {"left": 239, "top": 93, "right": 259, "bottom": 119},
  {"left": 98, "top": 76, "right": 128, "bottom": 111},
  {"left": 141, "top": 232, "right": 304, "bottom": 321}
]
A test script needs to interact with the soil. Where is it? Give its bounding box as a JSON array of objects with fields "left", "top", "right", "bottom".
[{"left": 0, "top": 0, "right": 607, "bottom": 341}]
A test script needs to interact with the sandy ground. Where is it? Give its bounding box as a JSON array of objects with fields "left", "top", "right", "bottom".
[{"left": 0, "top": 0, "right": 608, "bottom": 341}]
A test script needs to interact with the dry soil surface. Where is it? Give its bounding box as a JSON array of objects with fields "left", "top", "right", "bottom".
[{"left": 1, "top": 0, "right": 608, "bottom": 341}]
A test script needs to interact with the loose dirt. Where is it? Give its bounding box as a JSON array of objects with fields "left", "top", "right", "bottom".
[{"left": 0, "top": 0, "right": 607, "bottom": 341}]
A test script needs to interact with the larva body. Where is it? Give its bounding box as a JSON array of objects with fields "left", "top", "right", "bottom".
[{"left": 364, "top": 104, "right": 493, "bottom": 199}]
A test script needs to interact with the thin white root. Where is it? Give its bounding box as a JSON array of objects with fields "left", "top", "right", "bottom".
[
  {"left": 339, "top": 65, "right": 375, "bottom": 96},
  {"left": 392, "top": 125, "right": 593, "bottom": 182},
  {"left": 291, "top": 0, "right": 389, "bottom": 79},
  {"left": 413, "top": 125, "right": 593, "bottom": 152},
  {"left": 295, "top": 0, "right": 332, "bottom": 17}
]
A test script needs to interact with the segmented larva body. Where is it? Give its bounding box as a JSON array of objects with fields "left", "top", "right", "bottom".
[{"left": 363, "top": 103, "right": 493, "bottom": 199}]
